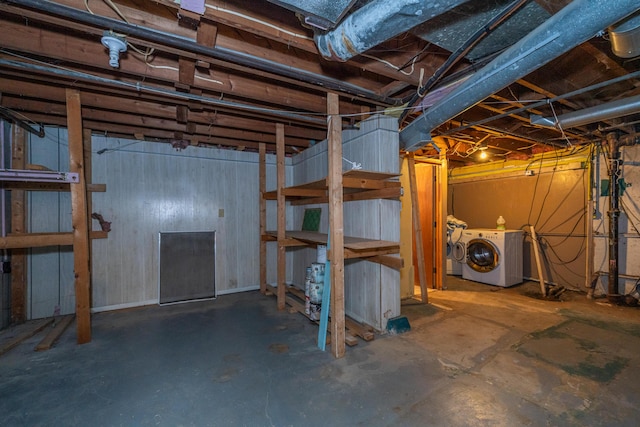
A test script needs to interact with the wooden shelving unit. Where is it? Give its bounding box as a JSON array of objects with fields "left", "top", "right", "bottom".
[
  {"left": 258, "top": 110, "right": 402, "bottom": 358},
  {"left": 3, "top": 89, "right": 107, "bottom": 344}
]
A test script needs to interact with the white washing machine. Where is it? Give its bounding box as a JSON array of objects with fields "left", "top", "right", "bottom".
[
  {"left": 460, "top": 229, "right": 523, "bottom": 287},
  {"left": 446, "top": 227, "right": 465, "bottom": 275}
]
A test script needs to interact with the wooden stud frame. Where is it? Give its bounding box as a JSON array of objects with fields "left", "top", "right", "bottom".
[
  {"left": 276, "top": 123, "right": 286, "bottom": 309},
  {"left": 327, "top": 93, "right": 345, "bottom": 358},
  {"left": 259, "top": 142, "right": 267, "bottom": 294},
  {"left": 407, "top": 154, "right": 428, "bottom": 302},
  {"left": 10, "top": 125, "right": 27, "bottom": 323},
  {"left": 66, "top": 89, "right": 92, "bottom": 344}
]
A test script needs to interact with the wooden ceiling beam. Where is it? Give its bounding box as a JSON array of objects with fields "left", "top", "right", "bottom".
[
  {"left": 1, "top": 95, "right": 312, "bottom": 148},
  {"left": 22, "top": 111, "right": 297, "bottom": 153},
  {"left": 0, "top": 19, "right": 351, "bottom": 115},
  {"left": 0, "top": 90, "right": 323, "bottom": 142}
]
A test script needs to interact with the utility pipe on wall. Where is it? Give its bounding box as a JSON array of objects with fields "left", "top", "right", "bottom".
[{"left": 605, "top": 132, "right": 639, "bottom": 301}]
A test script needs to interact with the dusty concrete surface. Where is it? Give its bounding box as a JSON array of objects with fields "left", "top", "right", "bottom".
[{"left": 1, "top": 277, "right": 640, "bottom": 426}]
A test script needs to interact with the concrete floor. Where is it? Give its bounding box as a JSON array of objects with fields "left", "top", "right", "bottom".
[{"left": 2, "top": 277, "right": 640, "bottom": 426}]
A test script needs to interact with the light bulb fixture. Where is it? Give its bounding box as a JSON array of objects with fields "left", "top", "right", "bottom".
[
  {"left": 101, "top": 30, "right": 127, "bottom": 68},
  {"left": 479, "top": 150, "right": 488, "bottom": 160}
]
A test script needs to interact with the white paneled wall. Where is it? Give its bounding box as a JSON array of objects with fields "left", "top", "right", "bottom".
[
  {"left": 289, "top": 115, "right": 401, "bottom": 330},
  {"left": 24, "top": 117, "right": 399, "bottom": 322},
  {"left": 27, "top": 128, "right": 75, "bottom": 318},
  {"left": 25, "top": 127, "right": 283, "bottom": 317}
]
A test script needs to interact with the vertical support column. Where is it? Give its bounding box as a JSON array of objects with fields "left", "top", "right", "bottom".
[
  {"left": 435, "top": 152, "right": 447, "bottom": 290},
  {"left": 10, "top": 126, "right": 26, "bottom": 323},
  {"left": 327, "top": 93, "right": 345, "bottom": 358},
  {"left": 259, "top": 142, "right": 267, "bottom": 294},
  {"left": 66, "top": 89, "right": 91, "bottom": 344},
  {"left": 276, "top": 124, "right": 286, "bottom": 310},
  {"left": 407, "top": 154, "right": 428, "bottom": 303},
  {"left": 83, "top": 129, "right": 93, "bottom": 289}
]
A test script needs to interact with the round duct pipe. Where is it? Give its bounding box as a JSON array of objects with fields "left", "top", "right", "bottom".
[{"left": 609, "top": 10, "right": 640, "bottom": 58}]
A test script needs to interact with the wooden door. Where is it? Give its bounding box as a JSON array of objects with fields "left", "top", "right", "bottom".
[{"left": 413, "top": 163, "right": 436, "bottom": 289}]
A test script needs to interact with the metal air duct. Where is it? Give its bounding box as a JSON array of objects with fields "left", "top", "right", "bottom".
[
  {"left": 400, "top": 0, "right": 640, "bottom": 152},
  {"left": 314, "top": 0, "right": 470, "bottom": 62},
  {"left": 609, "top": 10, "right": 640, "bottom": 58},
  {"left": 530, "top": 94, "right": 640, "bottom": 129}
]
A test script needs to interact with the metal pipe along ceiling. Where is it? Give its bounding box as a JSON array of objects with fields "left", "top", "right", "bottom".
[
  {"left": 314, "top": 0, "right": 469, "bottom": 62},
  {"left": 0, "top": 59, "right": 327, "bottom": 126},
  {"left": 400, "top": 0, "right": 640, "bottom": 152},
  {"left": 531, "top": 94, "right": 640, "bottom": 129},
  {"left": 4, "top": 0, "right": 398, "bottom": 106}
]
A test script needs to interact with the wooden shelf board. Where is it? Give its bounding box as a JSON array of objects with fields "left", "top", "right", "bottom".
[
  {"left": 1, "top": 182, "right": 106, "bottom": 192},
  {"left": 263, "top": 169, "right": 401, "bottom": 201},
  {"left": 264, "top": 230, "right": 399, "bottom": 253}
]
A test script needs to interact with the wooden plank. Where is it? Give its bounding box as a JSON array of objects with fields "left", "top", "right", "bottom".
[
  {"left": 178, "top": 57, "right": 196, "bottom": 87},
  {"left": 342, "top": 177, "right": 401, "bottom": 190},
  {"left": 407, "top": 154, "right": 428, "bottom": 304},
  {"left": 35, "top": 315, "right": 75, "bottom": 351},
  {"left": 290, "top": 186, "right": 402, "bottom": 206},
  {"left": 264, "top": 230, "right": 399, "bottom": 252},
  {"left": 66, "top": 88, "right": 92, "bottom": 344},
  {"left": 359, "top": 255, "right": 403, "bottom": 270},
  {"left": 345, "top": 317, "right": 375, "bottom": 342},
  {"left": 83, "top": 129, "right": 93, "bottom": 295},
  {"left": 286, "top": 289, "right": 358, "bottom": 347},
  {"left": 197, "top": 19, "right": 218, "bottom": 47},
  {"left": 343, "top": 170, "right": 400, "bottom": 180},
  {"left": 10, "top": 125, "right": 27, "bottom": 324},
  {"left": 282, "top": 187, "right": 326, "bottom": 197},
  {"left": 436, "top": 153, "right": 447, "bottom": 290},
  {"left": 327, "top": 93, "right": 345, "bottom": 358},
  {"left": 0, "top": 318, "right": 54, "bottom": 356},
  {"left": 1, "top": 182, "right": 106, "bottom": 192},
  {"left": 259, "top": 142, "right": 267, "bottom": 294},
  {"left": 0, "top": 232, "right": 72, "bottom": 249},
  {"left": 276, "top": 123, "right": 286, "bottom": 310},
  {"left": 344, "top": 248, "right": 400, "bottom": 259}
]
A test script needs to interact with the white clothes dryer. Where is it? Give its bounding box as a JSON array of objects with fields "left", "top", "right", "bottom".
[
  {"left": 460, "top": 229, "right": 524, "bottom": 287},
  {"left": 446, "top": 227, "right": 465, "bottom": 275}
]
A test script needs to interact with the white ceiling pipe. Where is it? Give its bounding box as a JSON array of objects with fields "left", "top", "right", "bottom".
[
  {"left": 400, "top": 0, "right": 640, "bottom": 151},
  {"left": 531, "top": 94, "right": 640, "bottom": 129}
]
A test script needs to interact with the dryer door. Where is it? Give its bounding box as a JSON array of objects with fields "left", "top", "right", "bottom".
[{"left": 466, "top": 239, "right": 499, "bottom": 273}]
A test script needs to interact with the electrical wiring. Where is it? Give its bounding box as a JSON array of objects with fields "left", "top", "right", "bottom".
[
  {"left": 549, "top": 101, "right": 573, "bottom": 147},
  {"left": 96, "top": 139, "right": 143, "bottom": 154},
  {"left": 361, "top": 54, "right": 419, "bottom": 76},
  {"left": 133, "top": 55, "right": 224, "bottom": 86},
  {"left": 203, "top": 3, "right": 312, "bottom": 42},
  {"left": 601, "top": 142, "right": 640, "bottom": 236},
  {"left": 530, "top": 149, "right": 560, "bottom": 228},
  {"left": 535, "top": 171, "right": 586, "bottom": 232},
  {"left": 85, "top": 0, "right": 155, "bottom": 60}
]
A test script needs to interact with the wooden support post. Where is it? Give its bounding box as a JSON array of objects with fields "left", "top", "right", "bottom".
[
  {"left": 10, "top": 125, "right": 27, "bottom": 324},
  {"left": 435, "top": 153, "right": 447, "bottom": 290},
  {"left": 276, "top": 124, "right": 286, "bottom": 310},
  {"left": 327, "top": 93, "right": 345, "bottom": 358},
  {"left": 530, "top": 225, "right": 547, "bottom": 297},
  {"left": 259, "top": 142, "right": 267, "bottom": 294},
  {"left": 66, "top": 89, "right": 91, "bottom": 344},
  {"left": 83, "top": 129, "right": 93, "bottom": 288},
  {"left": 407, "top": 154, "right": 428, "bottom": 303}
]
